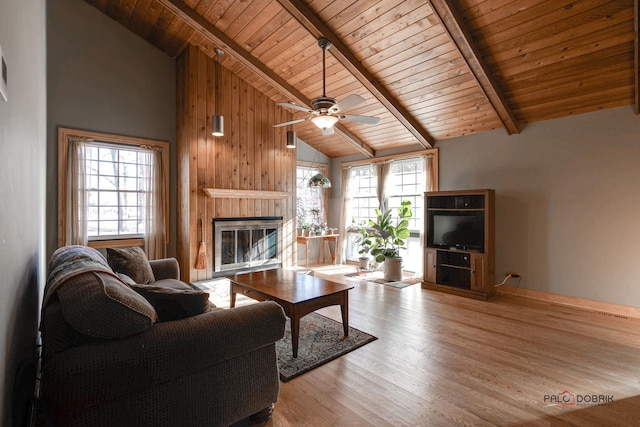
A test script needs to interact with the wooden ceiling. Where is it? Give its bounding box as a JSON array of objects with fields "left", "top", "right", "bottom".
[{"left": 86, "top": 0, "right": 639, "bottom": 158}]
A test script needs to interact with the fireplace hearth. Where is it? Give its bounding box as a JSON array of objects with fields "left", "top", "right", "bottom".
[{"left": 212, "top": 216, "right": 283, "bottom": 277}]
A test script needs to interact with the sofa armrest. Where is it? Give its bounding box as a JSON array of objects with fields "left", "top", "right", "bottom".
[
  {"left": 43, "top": 301, "right": 286, "bottom": 410},
  {"left": 149, "top": 257, "right": 180, "bottom": 281}
]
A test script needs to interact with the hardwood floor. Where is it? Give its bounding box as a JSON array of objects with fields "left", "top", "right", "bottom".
[{"left": 224, "top": 264, "right": 640, "bottom": 426}]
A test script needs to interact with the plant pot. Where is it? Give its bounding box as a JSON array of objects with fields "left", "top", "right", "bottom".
[
  {"left": 358, "top": 257, "right": 370, "bottom": 270},
  {"left": 383, "top": 257, "right": 403, "bottom": 282}
]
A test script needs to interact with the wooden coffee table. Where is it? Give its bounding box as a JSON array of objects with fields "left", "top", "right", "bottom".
[{"left": 229, "top": 269, "right": 354, "bottom": 358}]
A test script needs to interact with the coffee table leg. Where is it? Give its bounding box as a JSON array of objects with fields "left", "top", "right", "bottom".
[
  {"left": 341, "top": 292, "right": 349, "bottom": 337},
  {"left": 230, "top": 284, "right": 237, "bottom": 308},
  {"left": 291, "top": 317, "right": 300, "bottom": 358}
]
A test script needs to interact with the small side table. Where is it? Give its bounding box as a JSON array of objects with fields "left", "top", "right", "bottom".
[{"left": 296, "top": 234, "right": 340, "bottom": 266}]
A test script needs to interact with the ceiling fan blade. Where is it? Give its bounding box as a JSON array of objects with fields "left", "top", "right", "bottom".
[
  {"left": 339, "top": 114, "right": 380, "bottom": 125},
  {"left": 277, "top": 102, "right": 314, "bottom": 114},
  {"left": 321, "top": 127, "right": 335, "bottom": 136},
  {"left": 329, "top": 94, "right": 365, "bottom": 113},
  {"left": 272, "top": 118, "right": 309, "bottom": 128}
]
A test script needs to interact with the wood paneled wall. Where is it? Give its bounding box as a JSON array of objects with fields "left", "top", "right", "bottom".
[{"left": 177, "top": 45, "right": 296, "bottom": 283}]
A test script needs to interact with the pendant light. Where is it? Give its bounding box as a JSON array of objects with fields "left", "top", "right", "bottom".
[
  {"left": 212, "top": 48, "right": 224, "bottom": 137},
  {"left": 286, "top": 130, "right": 297, "bottom": 148},
  {"left": 307, "top": 142, "right": 331, "bottom": 188},
  {"left": 309, "top": 172, "right": 331, "bottom": 188}
]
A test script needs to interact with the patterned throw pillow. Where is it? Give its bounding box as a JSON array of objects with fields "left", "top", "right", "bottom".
[{"left": 106, "top": 247, "right": 155, "bottom": 284}]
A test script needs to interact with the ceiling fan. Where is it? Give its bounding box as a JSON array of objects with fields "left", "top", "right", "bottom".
[{"left": 273, "top": 38, "right": 380, "bottom": 135}]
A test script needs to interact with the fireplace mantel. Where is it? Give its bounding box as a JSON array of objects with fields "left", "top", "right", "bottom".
[{"left": 202, "top": 188, "right": 292, "bottom": 200}]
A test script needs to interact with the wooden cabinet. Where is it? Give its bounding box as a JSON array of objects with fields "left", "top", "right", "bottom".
[{"left": 422, "top": 190, "right": 495, "bottom": 300}]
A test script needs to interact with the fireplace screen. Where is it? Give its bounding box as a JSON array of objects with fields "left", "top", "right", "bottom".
[{"left": 213, "top": 217, "right": 282, "bottom": 274}]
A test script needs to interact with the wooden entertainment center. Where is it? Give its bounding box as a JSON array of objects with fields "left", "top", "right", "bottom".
[{"left": 422, "top": 189, "right": 495, "bottom": 300}]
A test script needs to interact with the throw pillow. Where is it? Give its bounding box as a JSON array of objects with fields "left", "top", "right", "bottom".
[
  {"left": 107, "top": 247, "right": 155, "bottom": 284},
  {"left": 57, "top": 272, "right": 157, "bottom": 339},
  {"left": 129, "top": 284, "right": 212, "bottom": 322}
]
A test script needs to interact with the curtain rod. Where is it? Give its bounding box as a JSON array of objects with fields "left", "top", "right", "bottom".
[{"left": 341, "top": 149, "right": 437, "bottom": 169}]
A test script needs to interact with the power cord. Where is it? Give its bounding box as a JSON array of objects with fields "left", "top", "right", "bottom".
[{"left": 495, "top": 274, "right": 521, "bottom": 296}]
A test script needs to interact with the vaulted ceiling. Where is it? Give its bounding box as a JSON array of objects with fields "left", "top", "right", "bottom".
[{"left": 86, "top": 0, "right": 639, "bottom": 158}]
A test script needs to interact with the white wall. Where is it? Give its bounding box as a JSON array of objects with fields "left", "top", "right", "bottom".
[
  {"left": 0, "top": 1, "right": 47, "bottom": 425},
  {"left": 438, "top": 106, "right": 640, "bottom": 307},
  {"left": 47, "top": 0, "right": 176, "bottom": 258}
]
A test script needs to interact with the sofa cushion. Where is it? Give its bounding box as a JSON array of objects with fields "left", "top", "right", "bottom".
[
  {"left": 107, "top": 247, "right": 155, "bottom": 284},
  {"left": 57, "top": 272, "right": 157, "bottom": 339},
  {"left": 128, "top": 283, "right": 212, "bottom": 322}
]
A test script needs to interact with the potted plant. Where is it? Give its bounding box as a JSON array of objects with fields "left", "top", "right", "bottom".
[
  {"left": 354, "top": 226, "right": 374, "bottom": 270},
  {"left": 302, "top": 222, "right": 313, "bottom": 236},
  {"left": 296, "top": 216, "right": 305, "bottom": 236},
  {"left": 368, "top": 200, "right": 413, "bottom": 281}
]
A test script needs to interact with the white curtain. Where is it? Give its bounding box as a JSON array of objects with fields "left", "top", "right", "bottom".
[
  {"left": 415, "top": 154, "right": 435, "bottom": 274},
  {"left": 338, "top": 166, "right": 353, "bottom": 263},
  {"left": 65, "top": 137, "right": 90, "bottom": 246},
  {"left": 375, "top": 162, "right": 391, "bottom": 212},
  {"left": 142, "top": 147, "right": 166, "bottom": 259},
  {"left": 425, "top": 154, "right": 435, "bottom": 192}
]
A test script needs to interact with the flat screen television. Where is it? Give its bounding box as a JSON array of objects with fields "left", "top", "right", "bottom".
[{"left": 428, "top": 212, "right": 484, "bottom": 252}]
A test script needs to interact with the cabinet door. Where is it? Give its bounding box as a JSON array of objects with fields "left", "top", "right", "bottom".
[
  {"left": 424, "top": 249, "right": 437, "bottom": 283},
  {"left": 470, "top": 253, "right": 486, "bottom": 291}
]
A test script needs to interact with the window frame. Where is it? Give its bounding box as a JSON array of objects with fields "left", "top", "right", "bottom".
[{"left": 57, "top": 127, "right": 169, "bottom": 249}]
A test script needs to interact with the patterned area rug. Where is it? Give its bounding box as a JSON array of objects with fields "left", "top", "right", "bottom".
[
  {"left": 344, "top": 271, "right": 422, "bottom": 288},
  {"left": 277, "top": 313, "right": 377, "bottom": 382}
]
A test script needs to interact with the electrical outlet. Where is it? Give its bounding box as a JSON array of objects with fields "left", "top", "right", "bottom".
[{"left": 506, "top": 271, "right": 520, "bottom": 278}]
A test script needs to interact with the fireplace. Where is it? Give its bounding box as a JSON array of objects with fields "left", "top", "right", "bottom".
[{"left": 212, "top": 216, "right": 283, "bottom": 276}]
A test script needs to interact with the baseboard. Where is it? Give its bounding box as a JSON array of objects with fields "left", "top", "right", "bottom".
[{"left": 496, "top": 285, "right": 640, "bottom": 320}]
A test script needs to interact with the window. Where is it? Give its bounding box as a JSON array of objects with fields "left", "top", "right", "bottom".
[
  {"left": 296, "top": 162, "right": 328, "bottom": 229},
  {"left": 58, "top": 128, "right": 168, "bottom": 254},
  {"left": 387, "top": 159, "right": 424, "bottom": 232},
  {"left": 86, "top": 144, "right": 150, "bottom": 238},
  {"left": 342, "top": 154, "right": 436, "bottom": 273},
  {"left": 347, "top": 165, "right": 377, "bottom": 227}
]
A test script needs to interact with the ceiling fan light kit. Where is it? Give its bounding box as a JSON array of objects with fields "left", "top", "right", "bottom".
[
  {"left": 273, "top": 37, "right": 379, "bottom": 133},
  {"left": 311, "top": 115, "right": 339, "bottom": 130}
]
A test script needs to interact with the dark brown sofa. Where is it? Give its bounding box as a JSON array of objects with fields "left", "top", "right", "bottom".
[{"left": 38, "top": 245, "right": 286, "bottom": 426}]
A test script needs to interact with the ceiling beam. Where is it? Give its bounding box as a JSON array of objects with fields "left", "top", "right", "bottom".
[
  {"left": 428, "top": 0, "right": 520, "bottom": 134},
  {"left": 276, "top": 0, "right": 434, "bottom": 149},
  {"left": 156, "top": 0, "right": 374, "bottom": 157},
  {"left": 634, "top": 0, "right": 639, "bottom": 114}
]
